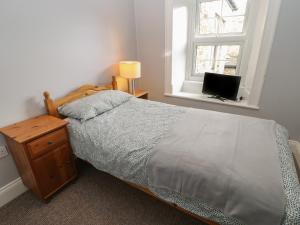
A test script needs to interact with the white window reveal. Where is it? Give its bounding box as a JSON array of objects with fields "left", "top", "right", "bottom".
[{"left": 165, "top": 0, "right": 282, "bottom": 109}]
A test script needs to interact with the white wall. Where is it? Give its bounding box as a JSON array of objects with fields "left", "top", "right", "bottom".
[
  {"left": 0, "top": 0, "right": 137, "bottom": 188},
  {"left": 134, "top": 0, "right": 300, "bottom": 141}
]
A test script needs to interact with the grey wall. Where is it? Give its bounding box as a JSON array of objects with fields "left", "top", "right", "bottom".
[
  {"left": 134, "top": 0, "right": 300, "bottom": 141},
  {"left": 0, "top": 0, "right": 137, "bottom": 188}
]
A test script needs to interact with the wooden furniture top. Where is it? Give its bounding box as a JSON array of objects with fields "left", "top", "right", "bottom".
[
  {"left": 134, "top": 89, "right": 149, "bottom": 98},
  {"left": 0, "top": 115, "right": 68, "bottom": 144}
]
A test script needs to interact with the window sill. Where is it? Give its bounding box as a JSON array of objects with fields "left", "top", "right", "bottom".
[{"left": 164, "top": 92, "right": 260, "bottom": 110}]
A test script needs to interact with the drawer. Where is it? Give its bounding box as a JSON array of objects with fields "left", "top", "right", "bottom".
[{"left": 27, "top": 128, "right": 68, "bottom": 159}]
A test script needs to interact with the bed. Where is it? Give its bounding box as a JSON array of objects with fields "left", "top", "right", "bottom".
[{"left": 43, "top": 78, "right": 300, "bottom": 225}]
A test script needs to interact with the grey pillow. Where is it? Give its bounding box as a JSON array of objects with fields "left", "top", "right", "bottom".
[{"left": 58, "top": 90, "right": 132, "bottom": 121}]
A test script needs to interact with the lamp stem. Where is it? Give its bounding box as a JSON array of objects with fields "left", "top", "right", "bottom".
[{"left": 128, "top": 79, "right": 135, "bottom": 95}]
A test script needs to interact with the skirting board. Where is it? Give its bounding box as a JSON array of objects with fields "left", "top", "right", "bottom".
[{"left": 0, "top": 177, "right": 27, "bottom": 208}]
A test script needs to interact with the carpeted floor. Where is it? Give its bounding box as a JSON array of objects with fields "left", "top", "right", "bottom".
[{"left": 0, "top": 161, "right": 204, "bottom": 225}]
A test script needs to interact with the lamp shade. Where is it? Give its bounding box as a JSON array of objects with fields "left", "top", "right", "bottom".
[{"left": 119, "top": 61, "right": 141, "bottom": 79}]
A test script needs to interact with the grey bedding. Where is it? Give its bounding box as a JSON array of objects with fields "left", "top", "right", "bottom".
[
  {"left": 147, "top": 108, "right": 284, "bottom": 225},
  {"left": 66, "top": 97, "right": 300, "bottom": 225}
]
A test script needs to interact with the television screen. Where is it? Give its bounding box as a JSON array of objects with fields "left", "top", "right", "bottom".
[{"left": 202, "top": 73, "right": 241, "bottom": 101}]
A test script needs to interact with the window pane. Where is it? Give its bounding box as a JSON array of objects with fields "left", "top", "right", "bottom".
[
  {"left": 199, "top": 0, "right": 221, "bottom": 35},
  {"left": 222, "top": 0, "right": 248, "bottom": 16},
  {"left": 195, "top": 60, "right": 214, "bottom": 74},
  {"left": 214, "top": 61, "right": 227, "bottom": 74},
  {"left": 196, "top": 46, "right": 215, "bottom": 61},
  {"left": 219, "top": 16, "right": 244, "bottom": 33},
  {"left": 200, "top": 0, "right": 221, "bottom": 18},
  {"left": 199, "top": 18, "right": 217, "bottom": 34},
  {"left": 194, "top": 45, "right": 240, "bottom": 75},
  {"left": 216, "top": 45, "right": 240, "bottom": 62},
  {"left": 215, "top": 61, "right": 238, "bottom": 75},
  {"left": 198, "top": 0, "right": 248, "bottom": 35}
]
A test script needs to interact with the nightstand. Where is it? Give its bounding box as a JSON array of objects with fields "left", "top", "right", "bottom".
[
  {"left": 0, "top": 115, "right": 77, "bottom": 200},
  {"left": 134, "top": 89, "right": 149, "bottom": 99}
]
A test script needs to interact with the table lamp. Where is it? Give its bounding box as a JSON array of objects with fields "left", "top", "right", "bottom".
[{"left": 119, "top": 61, "right": 141, "bottom": 95}]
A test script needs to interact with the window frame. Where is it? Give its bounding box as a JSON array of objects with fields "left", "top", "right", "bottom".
[
  {"left": 191, "top": 41, "right": 245, "bottom": 78},
  {"left": 186, "top": 0, "right": 251, "bottom": 82},
  {"left": 164, "top": 0, "right": 283, "bottom": 108}
]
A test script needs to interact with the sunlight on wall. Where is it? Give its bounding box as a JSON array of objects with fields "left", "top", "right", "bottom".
[{"left": 172, "top": 6, "right": 188, "bottom": 92}]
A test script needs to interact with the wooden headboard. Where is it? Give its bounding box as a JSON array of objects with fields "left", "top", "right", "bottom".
[{"left": 43, "top": 76, "right": 129, "bottom": 118}]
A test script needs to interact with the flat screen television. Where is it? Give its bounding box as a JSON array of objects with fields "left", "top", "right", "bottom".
[{"left": 202, "top": 72, "right": 241, "bottom": 101}]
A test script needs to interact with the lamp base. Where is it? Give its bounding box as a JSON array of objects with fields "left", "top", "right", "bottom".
[{"left": 128, "top": 79, "right": 135, "bottom": 95}]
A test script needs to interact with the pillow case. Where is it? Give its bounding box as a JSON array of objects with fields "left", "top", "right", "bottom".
[{"left": 58, "top": 90, "right": 132, "bottom": 121}]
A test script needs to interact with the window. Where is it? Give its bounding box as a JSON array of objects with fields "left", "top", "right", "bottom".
[
  {"left": 188, "top": 0, "right": 249, "bottom": 80},
  {"left": 197, "top": 0, "right": 248, "bottom": 35},
  {"left": 165, "top": 0, "right": 282, "bottom": 108},
  {"left": 194, "top": 45, "right": 241, "bottom": 76}
]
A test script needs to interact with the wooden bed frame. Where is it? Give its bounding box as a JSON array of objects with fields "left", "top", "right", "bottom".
[{"left": 43, "top": 77, "right": 219, "bottom": 225}]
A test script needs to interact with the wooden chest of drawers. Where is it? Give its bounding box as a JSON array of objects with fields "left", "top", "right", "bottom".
[{"left": 0, "top": 115, "right": 77, "bottom": 200}]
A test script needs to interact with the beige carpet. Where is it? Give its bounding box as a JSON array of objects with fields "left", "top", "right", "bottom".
[{"left": 0, "top": 161, "right": 203, "bottom": 225}]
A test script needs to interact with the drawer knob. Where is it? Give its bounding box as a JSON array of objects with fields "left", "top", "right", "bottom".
[{"left": 48, "top": 141, "right": 54, "bottom": 145}]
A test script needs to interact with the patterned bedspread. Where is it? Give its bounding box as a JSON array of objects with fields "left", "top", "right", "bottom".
[{"left": 67, "top": 98, "right": 300, "bottom": 225}]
